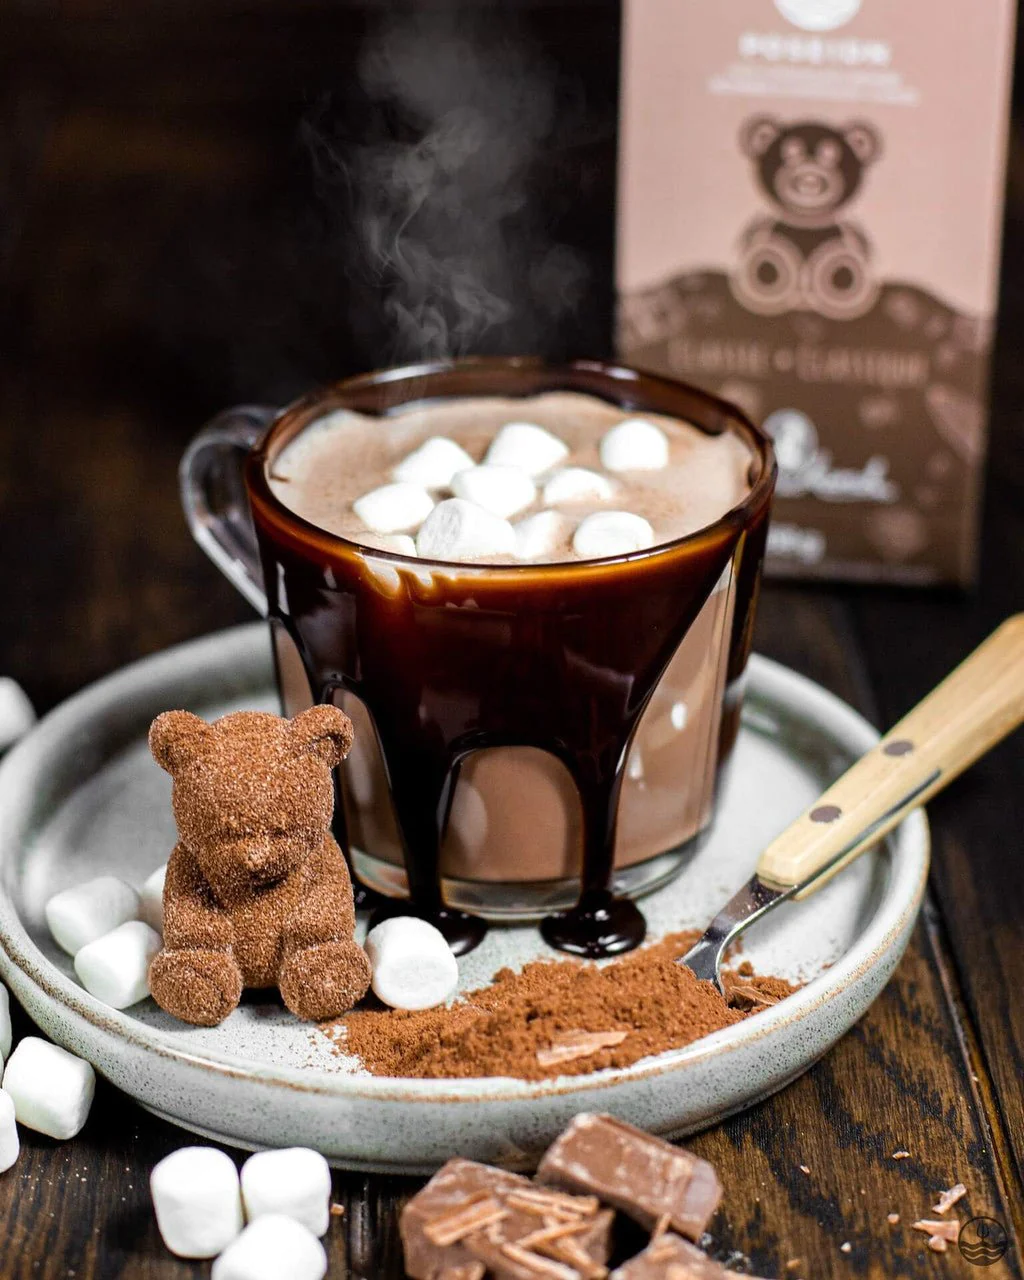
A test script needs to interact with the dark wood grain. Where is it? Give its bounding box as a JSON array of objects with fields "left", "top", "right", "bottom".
[
  {"left": 0, "top": 582, "right": 1017, "bottom": 1279},
  {"left": 846, "top": 138, "right": 1024, "bottom": 1221},
  {"left": 1, "top": 8, "right": 1023, "bottom": 1278},
  {"left": 720, "top": 590, "right": 1021, "bottom": 1278}
]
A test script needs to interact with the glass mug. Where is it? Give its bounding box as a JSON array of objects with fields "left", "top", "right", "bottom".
[{"left": 181, "top": 358, "right": 776, "bottom": 957}]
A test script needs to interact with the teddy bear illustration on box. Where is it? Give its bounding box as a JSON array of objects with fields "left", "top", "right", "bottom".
[
  {"left": 147, "top": 704, "right": 372, "bottom": 1027},
  {"left": 730, "top": 115, "right": 882, "bottom": 320}
]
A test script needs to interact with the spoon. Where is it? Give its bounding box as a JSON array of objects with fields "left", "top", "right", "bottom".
[{"left": 680, "top": 614, "right": 1024, "bottom": 992}]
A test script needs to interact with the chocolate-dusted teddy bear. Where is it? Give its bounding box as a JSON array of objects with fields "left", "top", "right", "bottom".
[{"left": 147, "top": 705, "right": 371, "bottom": 1027}]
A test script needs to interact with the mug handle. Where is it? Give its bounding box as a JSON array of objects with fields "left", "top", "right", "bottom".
[{"left": 179, "top": 405, "right": 278, "bottom": 616}]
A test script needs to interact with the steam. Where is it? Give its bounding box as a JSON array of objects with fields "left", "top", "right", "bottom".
[{"left": 301, "top": 9, "right": 589, "bottom": 365}]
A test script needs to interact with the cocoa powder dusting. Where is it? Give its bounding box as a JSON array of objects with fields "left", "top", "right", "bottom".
[{"left": 321, "top": 931, "right": 796, "bottom": 1080}]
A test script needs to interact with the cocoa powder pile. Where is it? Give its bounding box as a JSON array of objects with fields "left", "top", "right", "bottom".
[{"left": 320, "top": 931, "right": 796, "bottom": 1081}]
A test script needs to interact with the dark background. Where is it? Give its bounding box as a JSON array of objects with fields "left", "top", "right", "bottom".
[
  {"left": 2, "top": 0, "right": 623, "bottom": 706},
  {"left": 1, "top": 4, "right": 1023, "bottom": 1277}
]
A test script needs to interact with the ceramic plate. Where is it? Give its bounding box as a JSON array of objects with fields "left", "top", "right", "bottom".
[{"left": 0, "top": 624, "right": 928, "bottom": 1172}]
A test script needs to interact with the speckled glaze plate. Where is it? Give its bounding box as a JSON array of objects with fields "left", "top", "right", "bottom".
[{"left": 0, "top": 624, "right": 928, "bottom": 1172}]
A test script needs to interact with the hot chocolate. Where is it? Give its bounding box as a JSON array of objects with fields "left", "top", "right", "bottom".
[
  {"left": 269, "top": 395, "right": 756, "bottom": 913},
  {"left": 267, "top": 392, "right": 752, "bottom": 564},
  {"left": 187, "top": 360, "right": 775, "bottom": 957}
]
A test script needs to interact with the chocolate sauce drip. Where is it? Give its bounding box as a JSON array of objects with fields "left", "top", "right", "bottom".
[{"left": 250, "top": 361, "right": 775, "bottom": 958}]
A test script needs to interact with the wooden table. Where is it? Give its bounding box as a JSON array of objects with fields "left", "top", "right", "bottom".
[{"left": 1, "top": 8, "right": 1022, "bottom": 1277}]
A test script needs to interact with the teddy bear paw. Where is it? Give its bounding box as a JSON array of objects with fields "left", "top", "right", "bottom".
[
  {"left": 149, "top": 948, "right": 243, "bottom": 1027},
  {"left": 279, "top": 940, "right": 372, "bottom": 1022}
]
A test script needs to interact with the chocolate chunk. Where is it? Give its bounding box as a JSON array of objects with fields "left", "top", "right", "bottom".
[
  {"left": 726, "top": 983, "right": 778, "bottom": 1012},
  {"left": 537, "top": 1115, "right": 721, "bottom": 1240},
  {"left": 401, "top": 1161, "right": 522, "bottom": 1280},
  {"left": 401, "top": 1158, "right": 613, "bottom": 1280},
  {"left": 609, "top": 1233, "right": 767, "bottom": 1280},
  {"left": 536, "top": 1031, "right": 630, "bottom": 1069},
  {"left": 423, "top": 1197, "right": 509, "bottom": 1247},
  {"left": 467, "top": 1209, "right": 614, "bottom": 1280}
]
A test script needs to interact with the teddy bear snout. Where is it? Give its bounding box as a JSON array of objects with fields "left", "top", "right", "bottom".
[{"left": 238, "top": 837, "right": 291, "bottom": 886}]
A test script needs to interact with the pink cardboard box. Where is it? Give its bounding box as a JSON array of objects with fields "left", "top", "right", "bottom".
[{"left": 617, "top": 0, "right": 1016, "bottom": 585}]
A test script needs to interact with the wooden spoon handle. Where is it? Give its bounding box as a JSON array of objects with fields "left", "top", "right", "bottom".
[{"left": 756, "top": 614, "right": 1024, "bottom": 897}]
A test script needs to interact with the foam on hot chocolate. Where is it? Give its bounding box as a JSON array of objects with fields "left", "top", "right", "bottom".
[{"left": 267, "top": 392, "right": 752, "bottom": 563}]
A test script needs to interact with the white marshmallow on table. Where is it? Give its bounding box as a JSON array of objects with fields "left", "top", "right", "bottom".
[
  {"left": 484, "top": 421, "right": 569, "bottom": 476},
  {"left": 450, "top": 465, "right": 536, "bottom": 519},
  {"left": 0, "top": 984, "right": 11, "bottom": 1061},
  {"left": 392, "top": 436, "right": 475, "bottom": 489},
  {"left": 599, "top": 418, "right": 670, "bottom": 472},
  {"left": 416, "top": 499, "right": 516, "bottom": 561},
  {"left": 151, "top": 1146, "right": 244, "bottom": 1259},
  {"left": 352, "top": 482, "right": 434, "bottom": 535},
  {"left": 45, "top": 876, "right": 140, "bottom": 957},
  {"left": 364, "top": 917, "right": 459, "bottom": 1011},
  {"left": 3, "top": 1037, "right": 95, "bottom": 1139},
  {"left": 357, "top": 532, "right": 418, "bottom": 557},
  {"left": 212, "top": 1214, "right": 327, "bottom": 1280},
  {"left": 74, "top": 920, "right": 161, "bottom": 1009},
  {"left": 572, "top": 511, "right": 656, "bottom": 560},
  {"left": 0, "top": 678, "right": 36, "bottom": 752},
  {"left": 542, "top": 467, "right": 615, "bottom": 505},
  {"left": 0, "top": 1090, "right": 18, "bottom": 1173},
  {"left": 139, "top": 863, "right": 167, "bottom": 933},
  {"left": 513, "top": 511, "right": 572, "bottom": 562},
  {"left": 241, "top": 1148, "right": 332, "bottom": 1237}
]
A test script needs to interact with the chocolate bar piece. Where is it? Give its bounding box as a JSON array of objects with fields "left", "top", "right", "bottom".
[
  {"left": 401, "top": 1158, "right": 613, "bottom": 1280},
  {"left": 537, "top": 1115, "right": 721, "bottom": 1239},
  {"left": 610, "top": 1233, "right": 767, "bottom": 1280}
]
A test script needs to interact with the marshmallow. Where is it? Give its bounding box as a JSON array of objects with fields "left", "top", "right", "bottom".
[
  {"left": 212, "top": 1215, "right": 327, "bottom": 1280},
  {"left": 74, "top": 920, "right": 161, "bottom": 1009},
  {"left": 139, "top": 863, "right": 167, "bottom": 933},
  {"left": 513, "top": 511, "right": 572, "bottom": 562},
  {"left": 151, "top": 1146, "right": 244, "bottom": 1259},
  {"left": 3, "top": 1037, "right": 95, "bottom": 1140},
  {"left": 0, "top": 1090, "right": 17, "bottom": 1173},
  {"left": 450, "top": 466, "right": 536, "bottom": 519},
  {"left": 45, "top": 876, "right": 140, "bottom": 957},
  {"left": 352, "top": 483, "right": 434, "bottom": 535},
  {"left": 572, "top": 511, "right": 656, "bottom": 560},
  {"left": 484, "top": 422, "right": 569, "bottom": 476},
  {"left": 416, "top": 499, "right": 516, "bottom": 561},
  {"left": 0, "top": 678, "right": 35, "bottom": 752},
  {"left": 542, "top": 467, "right": 615, "bottom": 505},
  {"left": 357, "top": 532, "right": 418, "bottom": 557},
  {"left": 241, "top": 1148, "right": 332, "bottom": 1237},
  {"left": 364, "top": 917, "right": 459, "bottom": 1011},
  {"left": 392, "top": 436, "right": 475, "bottom": 489},
  {"left": 599, "top": 418, "right": 670, "bottom": 472},
  {"left": 0, "top": 985, "right": 11, "bottom": 1062}
]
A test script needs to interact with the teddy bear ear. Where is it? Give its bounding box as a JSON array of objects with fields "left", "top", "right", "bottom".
[
  {"left": 741, "top": 115, "right": 780, "bottom": 159},
  {"left": 843, "top": 121, "right": 881, "bottom": 166},
  {"left": 149, "top": 710, "right": 214, "bottom": 773},
  {"left": 290, "top": 704, "right": 355, "bottom": 767}
]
